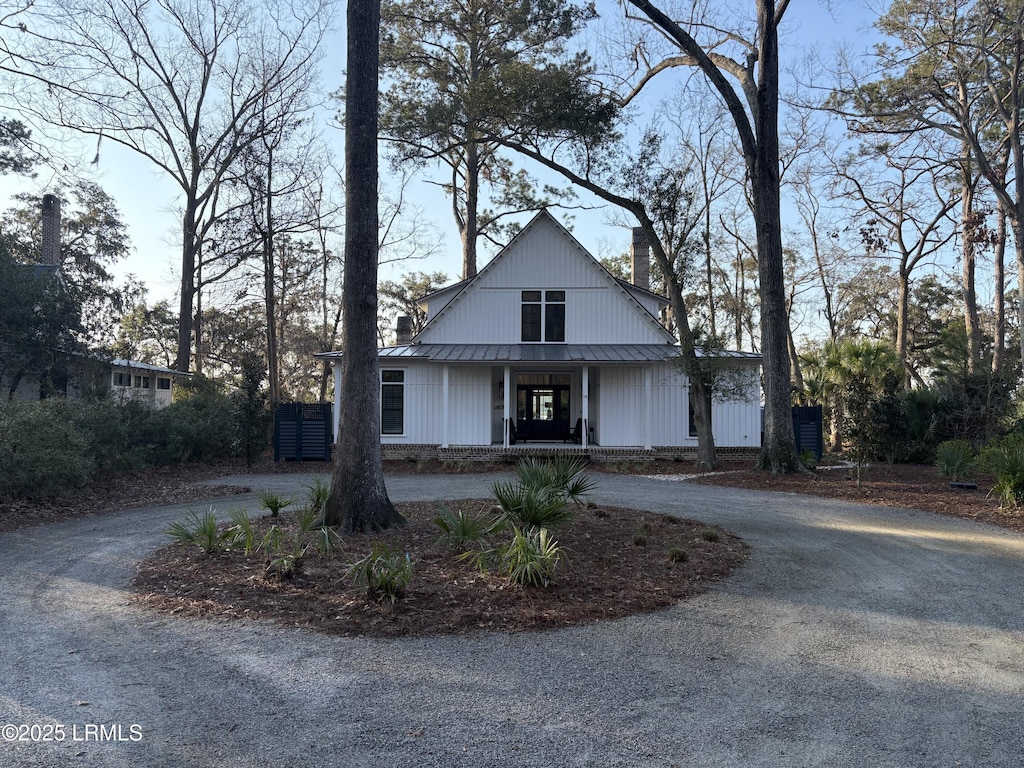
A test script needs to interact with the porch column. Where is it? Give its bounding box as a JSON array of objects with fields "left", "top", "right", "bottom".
[
  {"left": 332, "top": 362, "right": 342, "bottom": 444},
  {"left": 644, "top": 365, "right": 653, "bottom": 450},
  {"left": 581, "top": 365, "right": 589, "bottom": 449},
  {"left": 442, "top": 364, "right": 450, "bottom": 449},
  {"left": 503, "top": 365, "right": 511, "bottom": 448}
]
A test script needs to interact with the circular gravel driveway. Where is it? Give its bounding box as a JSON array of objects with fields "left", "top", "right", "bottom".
[{"left": 1, "top": 471, "right": 1022, "bottom": 767}]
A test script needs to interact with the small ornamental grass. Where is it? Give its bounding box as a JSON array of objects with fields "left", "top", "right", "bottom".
[
  {"left": 166, "top": 496, "right": 345, "bottom": 574},
  {"left": 498, "top": 525, "right": 566, "bottom": 588}
]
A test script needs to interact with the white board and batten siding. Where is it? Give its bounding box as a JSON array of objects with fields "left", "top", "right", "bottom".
[
  {"left": 598, "top": 364, "right": 761, "bottom": 448},
  {"left": 378, "top": 362, "right": 493, "bottom": 446},
  {"left": 418, "top": 216, "right": 668, "bottom": 346}
]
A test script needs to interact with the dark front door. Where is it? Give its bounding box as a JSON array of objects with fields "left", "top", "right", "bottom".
[{"left": 516, "top": 384, "right": 570, "bottom": 441}]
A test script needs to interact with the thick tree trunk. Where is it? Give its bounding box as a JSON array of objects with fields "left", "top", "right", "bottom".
[
  {"left": 752, "top": 0, "right": 800, "bottom": 473},
  {"left": 324, "top": 0, "right": 403, "bottom": 532}
]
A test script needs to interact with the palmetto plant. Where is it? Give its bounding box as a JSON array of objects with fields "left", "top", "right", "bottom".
[
  {"left": 492, "top": 456, "right": 595, "bottom": 529},
  {"left": 982, "top": 439, "right": 1024, "bottom": 510},
  {"left": 347, "top": 541, "right": 414, "bottom": 604},
  {"left": 259, "top": 490, "right": 292, "bottom": 518},
  {"left": 166, "top": 508, "right": 236, "bottom": 556},
  {"left": 935, "top": 440, "right": 975, "bottom": 482},
  {"left": 433, "top": 505, "right": 494, "bottom": 550},
  {"left": 491, "top": 481, "right": 576, "bottom": 529},
  {"left": 513, "top": 456, "right": 595, "bottom": 505},
  {"left": 498, "top": 525, "right": 566, "bottom": 587},
  {"left": 305, "top": 476, "right": 330, "bottom": 517},
  {"left": 228, "top": 507, "right": 258, "bottom": 555}
]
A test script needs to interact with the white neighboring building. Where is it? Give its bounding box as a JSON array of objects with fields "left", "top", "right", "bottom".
[
  {"left": 109, "top": 359, "right": 188, "bottom": 409},
  {"left": 319, "top": 210, "right": 762, "bottom": 457}
]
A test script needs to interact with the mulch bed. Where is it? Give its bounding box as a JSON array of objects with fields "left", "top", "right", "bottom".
[
  {"left": 132, "top": 500, "right": 748, "bottom": 637},
  {"left": 692, "top": 462, "right": 1024, "bottom": 535},
  {"left": 10, "top": 455, "right": 1022, "bottom": 639}
]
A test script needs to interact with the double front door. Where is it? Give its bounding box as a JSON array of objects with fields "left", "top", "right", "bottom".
[{"left": 516, "top": 383, "right": 570, "bottom": 441}]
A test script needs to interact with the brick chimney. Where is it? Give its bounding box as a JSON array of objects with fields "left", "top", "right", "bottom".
[
  {"left": 395, "top": 315, "right": 414, "bottom": 345},
  {"left": 631, "top": 226, "right": 650, "bottom": 290},
  {"left": 41, "top": 194, "right": 61, "bottom": 267}
]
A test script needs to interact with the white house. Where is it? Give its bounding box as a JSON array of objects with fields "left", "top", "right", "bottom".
[
  {"left": 318, "top": 210, "right": 762, "bottom": 459},
  {"left": 109, "top": 359, "right": 188, "bottom": 409}
]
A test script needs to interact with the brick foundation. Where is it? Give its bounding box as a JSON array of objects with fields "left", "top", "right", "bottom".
[{"left": 381, "top": 444, "right": 759, "bottom": 464}]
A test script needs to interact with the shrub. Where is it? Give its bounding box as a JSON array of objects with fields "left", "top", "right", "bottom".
[
  {"left": 799, "top": 448, "right": 818, "bottom": 471},
  {"left": 935, "top": 440, "right": 975, "bottom": 481},
  {"left": 513, "top": 456, "right": 595, "bottom": 504},
  {"left": 347, "top": 542, "right": 414, "bottom": 603},
  {"left": 0, "top": 399, "right": 95, "bottom": 499},
  {"left": 149, "top": 382, "right": 239, "bottom": 463},
  {"left": 981, "top": 437, "right": 1024, "bottom": 510},
  {"left": 491, "top": 456, "right": 595, "bottom": 529},
  {"left": 700, "top": 527, "right": 722, "bottom": 543},
  {"left": 492, "top": 481, "right": 576, "bottom": 529},
  {"left": 227, "top": 508, "right": 258, "bottom": 555},
  {"left": 668, "top": 547, "right": 688, "bottom": 563}
]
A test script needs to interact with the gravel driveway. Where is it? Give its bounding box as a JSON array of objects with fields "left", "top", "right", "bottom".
[{"left": 2, "top": 471, "right": 1022, "bottom": 767}]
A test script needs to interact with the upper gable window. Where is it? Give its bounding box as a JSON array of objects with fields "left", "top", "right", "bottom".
[{"left": 521, "top": 290, "right": 565, "bottom": 343}]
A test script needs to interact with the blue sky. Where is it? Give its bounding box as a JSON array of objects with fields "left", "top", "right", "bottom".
[{"left": 0, "top": 0, "right": 881, "bottom": 306}]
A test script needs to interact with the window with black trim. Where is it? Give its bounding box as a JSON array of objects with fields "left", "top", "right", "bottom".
[
  {"left": 157, "top": 377, "right": 171, "bottom": 390},
  {"left": 113, "top": 372, "right": 130, "bottom": 387},
  {"left": 521, "top": 290, "right": 565, "bottom": 342},
  {"left": 381, "top": 370, "right": 405, "bottom": 435}
]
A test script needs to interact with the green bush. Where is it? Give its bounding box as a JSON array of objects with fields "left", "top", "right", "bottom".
[
  {"left": 935, "top": 440, "right": 975, "bottom": 481},
  {"left": 491, "top": 456, "right": 595, "bottom": 529},
  {"left": 150, "top": 386, "right": 239, "bottom": 463},
  {"left": 305, "top": 476, "right": 330, "bottom": 518},
  {"left": 0, "top": 399, "right": 95, "bottom": 498},
  {"left": 981, "top": 437, "right": 1024, "bottom": 510},
  {"left": 259, "top": 490, "right": 292, "bottom": 518}
]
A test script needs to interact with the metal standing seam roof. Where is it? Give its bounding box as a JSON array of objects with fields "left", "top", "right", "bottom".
[{"left": 315, "top": 344, "right": 761, "bottom": 364}]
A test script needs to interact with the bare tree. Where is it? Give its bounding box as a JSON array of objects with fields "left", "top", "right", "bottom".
[
  {"left": 4, "top": 0, "right": 331, "bottom": 372},
  {"left": 833, "top": 139, "right": 959, "bottom": 384},
  {"left": 619, "top": 0, "right": 803, "bottom": 472}
]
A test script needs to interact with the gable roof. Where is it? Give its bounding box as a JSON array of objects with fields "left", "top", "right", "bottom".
[{"left": 413, "top": 209, "right": 674, "bottom": 345}]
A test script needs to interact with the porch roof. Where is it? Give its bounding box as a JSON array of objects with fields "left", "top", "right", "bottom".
[{"left": 318, "top": 344, "right": 760, "bottom": 364}]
